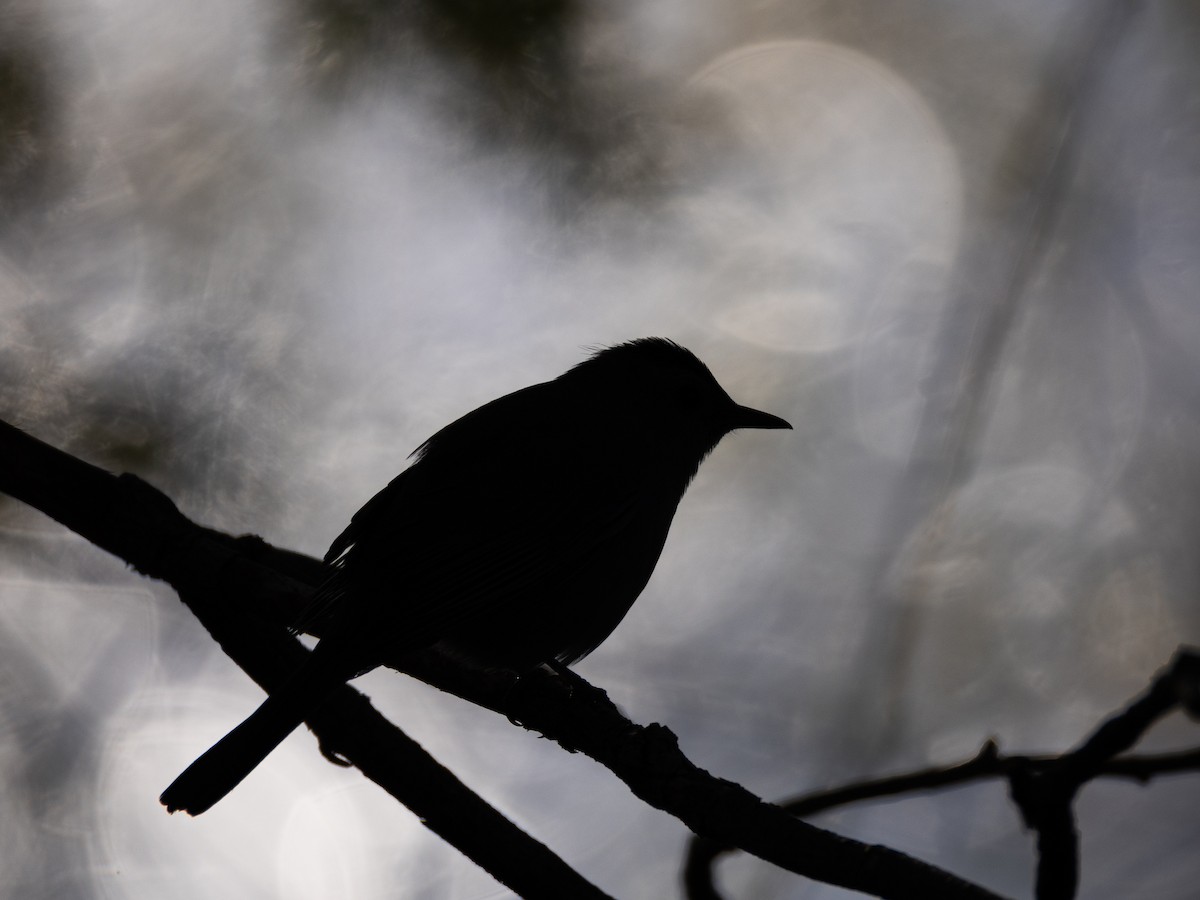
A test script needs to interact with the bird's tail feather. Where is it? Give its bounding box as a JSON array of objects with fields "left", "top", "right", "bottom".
[
  {"left": 159, "top": 691, "right": 307, "bottom": 816},
  {"left": 160, "top": 652, "right": 352, "bottom": 816}
]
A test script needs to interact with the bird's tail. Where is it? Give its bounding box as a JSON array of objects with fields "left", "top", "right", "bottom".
[{"left": 160, "top": 656, "right": 347, "bottom": 816}]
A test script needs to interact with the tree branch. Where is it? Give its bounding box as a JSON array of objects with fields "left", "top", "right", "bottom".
[
  {"left": 0, "top": 418, "right": 613, "bottom": 900},
  {"left": 0, "top": 417, "right": 1007, "bottom": 899}
]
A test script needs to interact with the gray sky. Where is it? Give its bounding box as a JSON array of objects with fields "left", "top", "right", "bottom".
[{"left": 2, "top": 1, "right": 1199, "bottom": 897}]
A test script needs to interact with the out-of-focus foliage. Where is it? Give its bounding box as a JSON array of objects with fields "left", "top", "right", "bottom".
[{"left": 2, "top": 1, "right": 1199, "bottom": 898}]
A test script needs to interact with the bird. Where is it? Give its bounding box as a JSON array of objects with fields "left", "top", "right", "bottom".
[{"left": 160, "top": 337, "right": 790, "bottom": 815}]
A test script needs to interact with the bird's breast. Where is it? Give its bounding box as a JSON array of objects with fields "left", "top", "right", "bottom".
[{"left": 438, "top": 476, "right": 684, "bottom": 668}]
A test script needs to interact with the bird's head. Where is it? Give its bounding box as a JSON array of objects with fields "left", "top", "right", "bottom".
[{"left": 561, "top": 338, "right": 790, "bottom": 468}]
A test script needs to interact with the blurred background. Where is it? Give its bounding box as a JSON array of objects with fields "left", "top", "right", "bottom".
[{"left": 2, "top": 0, "right": 1198, "bottom": 897}]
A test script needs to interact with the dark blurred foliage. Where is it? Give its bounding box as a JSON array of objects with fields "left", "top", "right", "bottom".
[
  {"left": 297, "top": 0, "right": 678, "bottom": 218},
  {"left": 0, "top": 15, "right": 57, "bottom": 216}
]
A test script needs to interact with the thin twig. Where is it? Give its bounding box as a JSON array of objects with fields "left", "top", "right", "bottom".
[
  {"left": 685, "top": 731, "right": 1200, "bottom": 900},
  {"left": 1008, "top": 648, "right": 1200, "bottom": 900}
]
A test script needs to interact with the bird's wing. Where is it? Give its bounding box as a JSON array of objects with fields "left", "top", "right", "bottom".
[
  {"left": 295, "top": 379, "right": 649, "bottom": 659},
  {"left": 331, "top": 463, "right": 641, "bottom": 640}
]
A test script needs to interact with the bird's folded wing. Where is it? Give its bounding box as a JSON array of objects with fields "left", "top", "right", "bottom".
[{"left": 293, "top": 463, "right": 642, "bottom": 656}]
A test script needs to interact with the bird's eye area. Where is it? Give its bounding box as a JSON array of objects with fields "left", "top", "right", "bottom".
[{"left": 672, "top": 381, "right": 703, "bottom": 409}]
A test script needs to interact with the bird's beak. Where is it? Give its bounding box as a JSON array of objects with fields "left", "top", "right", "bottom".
[{"left": 729, "top": 404, "right": 792, "bottom": 431}]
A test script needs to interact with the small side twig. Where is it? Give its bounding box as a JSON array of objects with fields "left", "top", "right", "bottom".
[
  {"left": 1008, "top": 648, "right": 1200, "bottom": 900},
  {"left": 685, "top": 651, "right": 1200, "bottom": 900}
]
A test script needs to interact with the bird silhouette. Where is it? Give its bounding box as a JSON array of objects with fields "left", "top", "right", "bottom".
[{"left": 160, "top": 337, "right": 790, "bottom": 815}]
